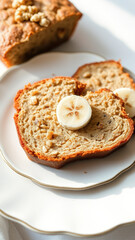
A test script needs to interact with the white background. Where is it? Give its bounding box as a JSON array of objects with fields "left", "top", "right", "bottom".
[{"left": 0, "top": 0, "right": 135, "bottom": 239}]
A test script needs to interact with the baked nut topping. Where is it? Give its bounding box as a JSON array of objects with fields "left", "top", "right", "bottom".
[
  {"left": 0, "top": 0, "right": 82, "bottom": 67},
  {"left": 15, "top": 5, "right": 38, "bottom": 22},
  {"left": 40, "top": 17, "right": 50, "bottom": 27},
  {"left": 30, "top": 12, "right": 50, "bottom": 27},
  {"left": 12, "top": 0, "right": 33, "bottom": 8},
  {"left": 14, "top": 3, "right": 50, "bottom": 27}
]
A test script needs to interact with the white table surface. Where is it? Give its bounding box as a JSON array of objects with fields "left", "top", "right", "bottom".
[{"left": 1, "top": 0, "right": 135, "bottom": 239}]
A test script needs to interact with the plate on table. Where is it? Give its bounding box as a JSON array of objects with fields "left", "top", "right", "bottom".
[{"left": 0, "top": 51, "right": 135, "bottom": 191}]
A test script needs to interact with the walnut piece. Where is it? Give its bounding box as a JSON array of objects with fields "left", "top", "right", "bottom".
[
  {"left": 30, "top": 12, "right": 50, "bottom": 27},
  {"left": 29, "top": 96, "right": 38, "bottom": 105},
  {"left": 15, "top": 5, "right": 38, "bottom": 22},
  {"left": 42, "top": 146, "right": 48, "bottom": 153},
  {"left": 47, "top": 131, "right": 54, "bottom": 140},
  {"left": 12, "top": 0, "right": 33, "bottom": 8},
  {"left": 46, "top": 140, "right": 53, "bottom": 148},
  {"left": 15, "top": 5, "right": 50, "bottom": 27},
  {"left": 83, "top": 72, "right": 91, "bottom": 78}
]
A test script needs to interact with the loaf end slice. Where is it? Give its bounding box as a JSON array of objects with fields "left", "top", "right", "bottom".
[
  {"left": 73, "top": 60, "right": 135, "bottom": 92},
  {"left": 14, "top": 77, "right": 134, "bottom": 168}
]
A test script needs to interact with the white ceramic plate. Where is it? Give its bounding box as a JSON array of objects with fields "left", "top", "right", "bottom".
[
  {"left": 1, "top": 153, "right": 135, "bottom": 237},
  {"left": 0, "top": 52, "right": 135, "bottom": 191}
]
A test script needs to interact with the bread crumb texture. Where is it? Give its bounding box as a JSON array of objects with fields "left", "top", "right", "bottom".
[
  {"left": 73, "top": 60, "right": 135, "bottom": 92},
  {"left": 14, "top": 77, "right": 134, "bottom": 166}
]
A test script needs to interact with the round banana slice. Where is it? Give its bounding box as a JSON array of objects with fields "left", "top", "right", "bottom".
[
  {"left": 56, "top": 95, "right": 92, "bottom": 130},
  {"left": 114, "top": 88, "right": 135, "bottom": 118}
]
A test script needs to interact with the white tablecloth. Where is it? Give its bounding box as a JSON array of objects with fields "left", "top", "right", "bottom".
[{"left": 1, "top": 0, "right": 135, "bottom": 239}]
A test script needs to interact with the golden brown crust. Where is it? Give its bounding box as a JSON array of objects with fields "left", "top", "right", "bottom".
[
  {"left": 0, "top": 0, "right": 82, "bottom": 66},
  {"left": 14, "top": 77, "right": 134, "bottom": 168},
  {"left": 25, "top": 142, "right": 130, "bottom": 168},
  {"left": 72, "top": 60, "right": 135, "bottom": 91}
]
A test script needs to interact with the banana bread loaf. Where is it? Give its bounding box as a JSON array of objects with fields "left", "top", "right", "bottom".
[
  {"left": 14, "top": 77, "right": 134, "bottom": 168},
  {"left": 0, "top": 0, "right": 82, "bottom": 67}
]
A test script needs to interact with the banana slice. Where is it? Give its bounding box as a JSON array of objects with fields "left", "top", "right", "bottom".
[
  {"left": 56, "top": 95, "right": 92, "bottom": 130},
  {"left": 114, "top": 88, "right": 135, "bottom": 118}
]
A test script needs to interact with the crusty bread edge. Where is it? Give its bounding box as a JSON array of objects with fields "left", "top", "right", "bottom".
[
  {"left": 14, "top": 78, "right": 134, "bottom": 169},
  {"left": 1, "top": 11, "right": 82, "bottom": 67},
  {"left": 72, "top": 60, "right": 135, "bottom": 91},
  {"left": 14, "top": 77, "right": 86, "bottom": 111}
]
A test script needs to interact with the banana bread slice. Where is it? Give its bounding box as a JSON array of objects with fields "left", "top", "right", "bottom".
[
  {"left": 0, "top": 0, "right": 82, "bottom": 67},
  {"left": 14, "top": 77, "right": 134, "bottom": 168},
  {"left": 73, "top": 60, "right": 135, "bottom": 92}
]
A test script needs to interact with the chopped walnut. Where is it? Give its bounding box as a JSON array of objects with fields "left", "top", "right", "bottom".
[
  {"left": 15, "top": 5, "right": 38, "bottom": 22},
  {"left": 12, "top": 0, "right": 33, "bottom": 8},
  {"left": 42, "top": 146, "right": 48, "bottom": 153},
  {"left": 49, "top": 150, "right": 58, "bottom": 157},
  {"left": 47, "top": 131, "right": 54, "bottom": 140},
  {"left": 28, "top": 5, "right": 39, "bottom": 14},
  {"left": 83, "top": 72, "right": 91, "bottom": 78},
  {"left": 30, "top": 12, "right": 50, "bottom": 27},
  {"left": 15, "top": 4, "right": 50, "bottom": 27},
  {"left": 40, "top": 17, "right": 50, "bottom": 27},
  {"left": 46, "top": 140, "right": 53, "bottom": 148},
  {"left": 29, "top": 96, "right": 38, "bottom": 105}
]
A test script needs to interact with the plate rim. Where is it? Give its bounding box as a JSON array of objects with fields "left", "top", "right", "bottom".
[
  {"left": 1, "top": 51, "right": 135, "bottom": 191},
  {"left": 1, "top": 149, "right": 135, "bottom": 191},
  {"left": 0, "top": 208, "right": 135, "bottom": 237}
]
